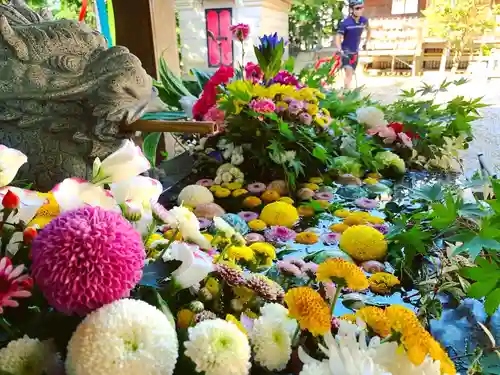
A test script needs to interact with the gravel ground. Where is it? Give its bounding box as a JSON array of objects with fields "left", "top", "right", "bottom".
[{"left": 357, "top": 73, "right": 500, "bottom": 177}]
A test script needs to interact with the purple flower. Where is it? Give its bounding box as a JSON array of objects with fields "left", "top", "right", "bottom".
[
  {"left": 196, "top": 179, "right": 214, "bottom": 187},
  {"left": 198, "top": 218, "right": 212, "bottom": 230},
  {"left": 276, "top": 260, "right": 303, "bottom": 277},
  {"left": 331, "top": 316, "right": 341, "bottom": 330},
  {"left": 298, "top": 112, "right": 313, "bottom": 125},
  {"left": 287, "top": 257, "right": 306, "bottom": 269},
  {"left": 321, "top": 232, "right": 340, "bottom": 245},
  {"left": 354, "top": 198, "right": 379, "bottom": 209},
  {"left": 245, "top": 232, "right": 265, "bottom": 244},
  {"left": 247, "top": 182, "right": 267, "bottom": 194},
  {"left": 302, "top": 262, "right": 318, "bottom": 278},
  {"left": 315, "top": 191, "right": 334, "bottom": 201},
  {"left": 238, "top": 211, "right": 259, "bottom": 222},
  {"left": 264, "top": 226, "right": 297, "bottom": 243},
  {"left": 271, "top": 71, "right": 300, "bottom": 87},
  {"left": 370, "top": 223, "right": 390, "bottom": 235},
  {"left": 287, "top": 100, "right": 304, "bottom": 115}
]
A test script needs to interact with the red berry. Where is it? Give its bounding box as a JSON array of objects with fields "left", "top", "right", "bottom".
[
  {"left": 23, "top": 227, "right": 38, "bottom": 244},
  {"left": 2, "top": 190, "right": 20, "bottom": 210}
]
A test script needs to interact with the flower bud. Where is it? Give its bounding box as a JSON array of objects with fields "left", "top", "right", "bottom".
[
  {"left": 23, "top": 227, "right": 38, "bottom": 244},
  {"left": 1, "top": 190, "right": 20, "bottom": 210},
  {"left": 188, "top": 300, "right": 205, "bottom": 313},
  {"left": 121, "top": 201, "right": 143, "bottom": 222}
]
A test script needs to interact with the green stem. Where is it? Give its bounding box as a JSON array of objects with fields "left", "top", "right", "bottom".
[
  {"left": 330, "top": 285, "right": 342, "bottom": 316},
  {"left": 291, "top": 323, "right": 301, "bottom": 347},
  {"left": 0, "top": 316, "right": 16, "bottom": 338},
  {"left": 143, "top": 218, "right": 158, "bottom": 246},
  {"left": 158, "top": 228, "right": 180, "bottom": 260}
]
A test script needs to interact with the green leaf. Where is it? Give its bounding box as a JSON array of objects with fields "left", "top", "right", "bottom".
[
  {"left": 431, "top": 193, "right": 459, "bottom": 229},
  {"left": 460, "top": 266, "right": 495, "bottom": 282},
  {"left": 312, "top": 145, "right": 328, "bottom": 162},
  {"left": 468, "top": 278, "right": 498, "bottom": 299},
  {"left": 454, "top": 237, "right": 500, "bottom": 259},
  {"left": 190, "top": 68, "right": 213, "bottom": 91},
  {"left": 412, "top": 183, "right": 444, "bottom": 201},
  {"left": 155, "top": 291, "right": 176, "bottom": 328},
  {"left": 278, "top": 122, "right": 295, "bottom": 140},
  {"left": 485, "top": 287, "right": 500, "bottom": 316},
  {"left": 283, "top": 56, "right": 295, "bottom": 72},
  {"left": 142, "top": 132, "right": 162, "bottom": 166}
]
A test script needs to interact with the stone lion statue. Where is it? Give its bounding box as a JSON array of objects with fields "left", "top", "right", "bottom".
[{"left": 0, "top": 0, "right": 154, "bottom": 190}]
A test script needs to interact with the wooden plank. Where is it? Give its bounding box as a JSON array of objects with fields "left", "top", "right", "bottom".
[
  {"left": 113, "top": 0, "right": 180, "bottom": 79},
  {"left": 123, "top": 120, "right": 217, "bottom": 135}
]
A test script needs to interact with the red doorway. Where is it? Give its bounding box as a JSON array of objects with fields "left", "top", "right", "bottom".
[{"left": 206, "top": 8, "right": 234, "bottom": 67}]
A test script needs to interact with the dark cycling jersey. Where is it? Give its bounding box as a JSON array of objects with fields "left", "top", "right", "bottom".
[{"left": 337, "top": 16, "right": 368, "bottom": 53}]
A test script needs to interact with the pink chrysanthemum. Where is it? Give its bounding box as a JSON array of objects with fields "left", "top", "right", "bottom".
[
  {"left": 249, "top": 99, "right": 276, "bottom": 114},
  {"left": 31, "top": 206, "right": 145, "bottom": 316},
  {"left": 276, "top": 260, "right": 302, "bottom": 277},
  {"left": 264, "top": 226, "right": 296, "bottom": 243},
  {"left": 0, "top": 257, "right": 32, "bottom": 314}
]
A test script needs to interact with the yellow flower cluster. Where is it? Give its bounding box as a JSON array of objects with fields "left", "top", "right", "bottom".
[
  {"left": 369, "top": 272, "right": 401, "bottom": 294},
  {"left": 226, "top": 245, "right": 255, "bottom": 262},
  {"left": 355, "top": 306, "right": 391, "bottom": 337},
  {"left": 316, "top": 258, "right": 369, "bottom": 291},
  {"left": 385, "top": 305, "right": 456, "bottom": 375},
  {"left": 248, "top": 219, "right": 267, "bottom": 231},
  {"left": 243, "top": 196, "right": 262, "bottom": 209},
  {"left": 249, "top": 242, "right": 276, "bottom": 267},
  {"left": 285, "top": 287, "right": 331, "bottom": 336},
  {"left": 295, "top": 232, "right": 319, "bottom": 245},
  {"left": 260, "top": 201, "right": 299, "bottom": 228},
  {"left": 339, "top": 225, "right": 388, "bottom": 261},
  {"left": 261, "top": 190, "right": 280, "bottom": 202}
]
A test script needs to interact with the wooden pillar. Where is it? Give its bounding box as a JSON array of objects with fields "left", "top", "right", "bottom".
[{"left": 113, "top": 0, "right": 181, "bottom": 79}]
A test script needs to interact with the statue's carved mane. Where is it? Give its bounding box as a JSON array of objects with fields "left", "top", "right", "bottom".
[{"left": 0, "top": 0, "right": 48, "bottom": 25}]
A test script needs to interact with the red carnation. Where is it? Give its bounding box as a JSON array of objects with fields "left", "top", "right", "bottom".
[
  {"left": 23, "top": 227, "right": 38, "bottom": 244},
  {"left": 229, "top": 23, "right": 250, "bottom": 42},
  {"left": 388, "top": 122, "right": 420, "bottom": 140},
  {"left": 2, "top": 190, "right": 20, "bottom": 210},
  {"left": 192, "top": 66, "right": 234, "bottom": 120}
]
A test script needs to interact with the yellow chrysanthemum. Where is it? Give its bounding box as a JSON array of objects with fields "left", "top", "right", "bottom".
[
  {"left": 232, "top": 189, "right": 248, "bottom": 197},
  {"left": 369, "top": 273, "right": 400, "bottom": 294},
  {"left": 303, "top": 183, "right": 319, "bottom": 191},
  {"left": 340, "top": 225, "right": 388, "bottom": 261},
  {"left": 164, "top": 229, "right": 183, "bottom": 241},
  {"left": 307, "top": 104, "right": 319, "bottom": 116},
  {"left": 261, "top": 190, "right": 281, "bottom": 202},
  {"left": 279, "top": 196, "right": 295, "bottom": 205},
  {"left": 330, "top": 223, "right": 349, "bottom": 233},
  {"left": 363, "top": 177, "right": 378, "bottom": 185},
  {"left": 334, "top": 209, "right": 351, "bottom": 218},
  {"left": 315, "top": 116, "right": 330, "bottom": 127},
  {"left": 260, "top": 201, "right": 299, "bottom": 228},
  {"left": 366, "top": 216, "right": 385, "bottom": 225},
  {"left": 249, "top": 242, "right": 276, "bottom": 259},
  {"left": 385, "top": 305, "right": 456, "bottom": 374},
  {"left": 285, "top": 287, "right": 331, "bottom": 336},
  {"left": 177, "top": 309, "right": 194, "bottom": 329},
  {"left": 295, "top": 232, "right": 319, "bottom": 245},
  {"left": 227, "top": 245, "right": 255, "bottom": 262},
  {"left": 355, "top": 307, "right": 391, "bottom": 337},
  {"left": 210, "top": 185, "right": 221, "bottom": 192},
  {"left": 223, "top": 182, "right": 243, "bottom": 191},
  {"left": 316, "top": 258, "right": 369, "bottom": 291},
  {"left": 340, "top": 313, "right": 356, "bottom": 323},
  {"left": 243, "top": 196, "right": 262, "bottom": 208},
  {"left": 234, "top": 286, "right": 255, "bottom": 302},
  {"left": 298, "top": 205, "right": 315, "bottom": 217},
  {"left": 215, "top": 188, "right": 231, "bottom": 198},
  {"left": 145, "top": 233, "right": 163, "bottom": 249},
  {"left": 29, "top": 193, "right": 60, "bottom": 228},
  {"left": 205, "top": 277, "right": 220, "bottom": 295},
  {"left": 248, "top": 219, "right": 267, "bottom": 231},
  {"left": 226, "top": 314, "right": 247, "bottom": 335},
  {"left": 203, "top": 233, "right": 214, "bottom": 242},
  {"left": 276, "top": 101, "right": 289, "bottom": 110},
  {"left": 343, "top": 212, "right": 370, "bottom": 226}
]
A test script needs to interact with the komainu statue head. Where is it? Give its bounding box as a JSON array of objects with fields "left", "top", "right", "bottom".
[{"left": 0, "top": 0, "right": 154, "bottom": 190}]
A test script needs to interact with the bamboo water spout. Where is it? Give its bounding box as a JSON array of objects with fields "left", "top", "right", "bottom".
[{"left": 124, "top": 120, "right": 217, "bottom": 135}]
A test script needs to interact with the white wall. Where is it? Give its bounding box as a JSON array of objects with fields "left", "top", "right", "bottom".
[{"left": 176, "top": 0, "right": 291, "bottom": 74}]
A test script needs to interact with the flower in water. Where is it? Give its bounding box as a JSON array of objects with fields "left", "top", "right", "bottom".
[
  {"left": 321, "top": 232, "right": 341, "bottom": 245},
  {"left": 198, "top": 218, "right": 212, "bottom": 230},
  {"left": 355, "top": 197, "right": 378, "bottom": 209},
  {"left": 248, "top": 219, "right": 267, "bottom": 232},
  {"left": 316, "top": 258, "right": 368, "bottom": 291},
  {"left": 31, "top": 207, "right": 145, "bottom": 316},
  {"left": 164, "top": 206, "right": 211, "bottom": 249},
  {"left": 322, "top": 282, "right": 337, "bottom": 303},
  {"left": 356, "top": 306, "right": 391, "bottom": 337},
  {"left": 249, "top": 98, "right": 276, "bottom": 114},
  {"left": 370, "top": 223, "right": 390, "bottom": 235},
  {"left": 66, "top": 299, "right": 178, "bottom": 375},
  {"left": 245, "top": 62, "right": 264, "bottom": 82},
  {"left": 238, "top": 211, "right": 259, "bottom": 222},
  {"left": 295, "top": 231, "right": 319, "bottom": 245},
  {"left": 245, "top": 232, "right": 265, "bottom": 244},
  {"left": 51, "top": 178, "right": 118, "bottom": 212},
  {"left": 185, "top": 319, "right": 251, "bottom": 375},
  {"left": 315, "top": 191, "right": 334, "bottom": 201},
  {"left": 276, "top": 260, "right": 303, "bottom": 277},
  {"left": 203, "top": 106, "right": 226, "bottom": 125},
  {"left": 264, "top": 226, "right": 297, "bottom": 243},
  {"left": 340, "top": 225, "right": 388, "bottom": 261},
  {"left": 250, "top": 242, "right": 276, "bottom": 267},
  {"left": 399, "top": 132, "right": 414, "bottom": 148},
  {"left": 260, "top": 202, "right": 299, "bottom": 228},
  {"left": 368, "top": 272, "right": 400, "bottom": 294},
  {"left": 0, "top": 145, "right": 27, "bottom": 188},
  {"left": 196, "top": 178, "right": 214, "bottom": 187},
  {"left": 0, "top": 257, "right": 32, "bottom": 314},
  {"left": 229, "top": 23, "right": 250, "bottom": 41},
  {"left": 271, "top": 70, "right": 299, "bottom": 87},
  {"left": 246, "top": 182, "right": 267, "bottom": 194},
  {"left": 302, "top": 262, "right": 319, "bottom": 279},
  {"left": 284, "top": 287, "right": 331, "bottom": 336}
]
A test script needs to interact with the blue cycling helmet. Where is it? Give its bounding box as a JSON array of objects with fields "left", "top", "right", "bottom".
[{"left": 349, "top": 0, "right": 364, "bottom": 6}]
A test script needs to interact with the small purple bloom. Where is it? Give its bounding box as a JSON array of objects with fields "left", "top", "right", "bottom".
[
  {"left": 247, "top": 182, "right": 267, "bottom": 194},
  {"left": 370, "top": 223, "right": 390, "bottom": 235},
  {"left": 287, "top": 100, "right": 304, "bottom": 116},
  {"left": 315, "top": 191, "right": 334, "bottom": 201},
  {"left": 198, "top": 218, "right": 212, "bottom": 230},
  {"left": 245, "top": 232, "right": 265, "bottom": 244},
  {"left": 196, "top": 178, "right": 214, "bottom": 187},
  {"left": 299, "top": 112, "right": 313, "bottom": 125},
  {"left": 264, "top": 226, "right": 297, "bottom": 243},
  {"left": 321, "top": 232, "right": 340, "bottom": 245},
  {"left": 302, "top": 262, "right": 319, "bottom": 278},
  {"left": 276, "top": 260, "right": 303, "bottom": 277},
  {"left": 271, "top": 71, "right": 300, "bottom": 87},
  {"left": 354, "top": 198, "right": 379, "bottom": 209},
  {"left": 238, "top": 211, "right": 259, "bottom": 222},
  {"left": 331, "top": 316, "right": 341, "bottom": 330}
]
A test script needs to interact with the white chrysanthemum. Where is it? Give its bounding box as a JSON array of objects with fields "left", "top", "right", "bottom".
[
  {"left": 260, "top": 303, "right": 298, "bottom": 336},
  {"left": 0, "top": 335, "right": 60, "bottom": 375},
  {"left": 250, "top": 314, "right": 293, "bottom": 371},
  {"left": 184, "top": 319, "right": 250, "bottom": 375},
  {"left": 177, "top": 184, "right": 214, "bottom": 208},
  {"left": 66, "top": 299, "right": 178, "bottom": 375},
  {"left": 356, "top": 106, "right": 387, "bottom": 129},
  {"left": 299, "top": 359, "right": 331, "bottom": 375}
]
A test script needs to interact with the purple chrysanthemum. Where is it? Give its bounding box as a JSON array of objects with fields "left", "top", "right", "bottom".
[
  {"left": 271, "top": 71, "right": 300, "bottom": 87},
  {"left": 354, "top": 198, "right": 378, "bottom": 209},
  {"left": 299, "top": 113, "right": 313, "bottom": 125},
  {"left": 321, "top": 232, "right": 340, "bottom": 245},
  {"left": 31, "top": 207, "right": 145, "bottom": 316},
  {"left": 238, "top": 211, "right": 259, "bottom": 222},
  {"left": 264, "top": 226, "right": 296, "bottom": 243},
  {"left": 370, "top": 223, "right": 390, "bottom": 235},
  {"left": 247, "top": 182, "right": 267, "bottom": 194},
  {"left": 198, "top": 218, "right": 212, "bottom": 230},
  {"left": 276, "top": 260, "right": 303, "bottom": 277},
  {"left": 287, "top": 100, "right": 304, "bottom": 115},
  {"left": 315, "top": 191, "right": 334, "bottom": 201},
  {"left": 196, "top": 179, "right": 214, "bottom": 187},
  {"left": 245, "top": 232, "right": 265, "bottom": 244}
]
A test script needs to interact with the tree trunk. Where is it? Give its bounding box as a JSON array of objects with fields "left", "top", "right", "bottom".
[
  {"left": 439, "top": 44, "right": 450, "bottom": 74},
  {"left": 451, "top": 39, "right": 465, "bottom": 75}
]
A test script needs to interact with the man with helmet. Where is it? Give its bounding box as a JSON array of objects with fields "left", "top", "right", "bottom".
[{"left": 335, "top": 0, "right": 371, "bottom": 89}]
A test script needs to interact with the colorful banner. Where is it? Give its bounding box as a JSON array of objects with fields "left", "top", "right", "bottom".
[{"left": 96, "top": 0, "right": 112, "bottom": 47}]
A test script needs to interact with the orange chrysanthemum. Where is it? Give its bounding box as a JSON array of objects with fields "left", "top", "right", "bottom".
[
  {"left": 316, "top": 258, "right": 369, "bottom": 291},
  {"left": 356, "top": 306, "right": 391, "bottom": 337},
  {"left": 284, "top": 287, "right": 331, "bottom": 336}
]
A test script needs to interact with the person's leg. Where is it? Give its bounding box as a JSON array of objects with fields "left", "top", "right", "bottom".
[{"left": 343, "top": 66, "right": 354, "bottom": 89}]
